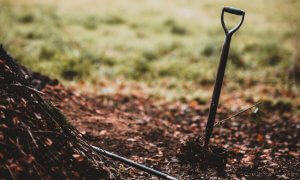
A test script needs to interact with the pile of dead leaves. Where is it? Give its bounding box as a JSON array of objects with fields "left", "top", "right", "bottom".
[{"left": 0, "top": 46, "right": 114, "bottom": 179}]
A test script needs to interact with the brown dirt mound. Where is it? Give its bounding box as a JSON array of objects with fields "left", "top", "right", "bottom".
[{"left": 0, "top": 46, "right": 115, "bottom": 179}]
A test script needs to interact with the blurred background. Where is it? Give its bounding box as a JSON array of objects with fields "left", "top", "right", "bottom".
[{"left": 0, "top": 0, "right": 299, "bottom": 104}]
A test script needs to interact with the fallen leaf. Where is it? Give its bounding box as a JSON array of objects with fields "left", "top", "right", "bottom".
[
  {"left": 0, "top": 124, "right": 8, "bottom": 129},
  {"left": 0, "top": 111, "right": 5, "bottom": 118},
  {"left": 20, "top": 98, "right": 27, "bottom": 107},
  {"left": 189, "top": 100, "right": 198, "bottom": 108},
  {"left": 22, "top": 154, "right": 35, "bottom": 164},
  {"left": 45, "top": 138, "right": 53, "bottom": 146},
  {"left": 99, "top": 130, "right": 107, "bottom": 135},
  {"left": 127, "top": 138, "right": 136, "bottom": 142},
  {"left": 257, "top": 133, "right": 264, "bottom": 142},
  {"left": 73, "top": 154, "right": 84, "bottom": 162},
  {"left": 12, "top": 116, "right": 20, "bottom": 125},
  {"left": 95, "top": 110, "right": 102, "bottom": 114},
  {"left": 288, "top": 151, "right": 300, "bottom": 157},
  {"left": 173, "top": 131, "right": 180, "bottom": 137},
  {"left": 191, "top": 116, "right": 201, "bottom": 122},
  {"left": 9, "top": 163, "right": 23, "bottom": 173},
  {"left": 0, "top": 133, "right": 4, "bottom": 141},
  {"left": 72, "top": 171, "right": 80, "bottom": 178},
  {"left": 241, "top": 154, "right": 255, "bottom": 167},
  {"left": 119, "top": 164, "right": 126, "bottom": 172},
  {"left": 34, "top": 113, "right": 42, "bottom": 120}
]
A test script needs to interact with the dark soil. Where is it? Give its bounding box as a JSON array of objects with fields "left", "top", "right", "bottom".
[
  {"left": 177, "top": 138, "right": 228, "bottom": 176},
  {"left": 43, "top": 82, "right": 300, "bottom": 179},
  {"left": 1, "top": 45, "right": 299, "bottom": 179}
]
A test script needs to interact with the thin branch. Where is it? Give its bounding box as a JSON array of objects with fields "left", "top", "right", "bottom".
[
  {"left": 15, "top": 137, "right": 27, "bottom": 156},
  {"left": 31, "top": 130, "right": 61, "bottom": 135},
  {"left": 20, "top": 121, "right": 39, "bottom": 149},
  {"left": 214, "top": 101, "right": 261, "bottom": 127},
  {"left": 5, "top": 164, "right": 16, "bottom": 180},
  {"left": 8, "top": 138, "right": 26, "bottom": 156},
  {"left": 9, "top": 84, "right": 45, "bottom": 95}
]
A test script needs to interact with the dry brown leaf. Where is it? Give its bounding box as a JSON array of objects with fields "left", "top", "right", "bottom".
[
  {"left": 95, "top": 109, "right": 102, "bottom": 114},
  {"left": 241, "top": 154, "right": 255, "bottom": 167},
  {"left": 288, "top": 151, "right": 300, "bottom": 157},
  {"left": 189, "top": 100, "right": 199, "bottom": 108},
  {"left": 45, "top": 138, "right": 53, "bottom": 146},
  {"left": 0, "top": 133, "right": 4, "bottom": 141},
  {"left": 9, "top": 163, "right": 23, "bottom": 173},
  {"left": 72, "top": 154, "right": 84, "bottom": 162},
  {"left": 0, "top": 124, "right": 8, "bottom": 129},
  {"left": 22, "top": 154, "right": 35, "bottom": 164},
  {"left": 34, "top": 112, "right": 42, "bottom": 119},
  {"left": 173, "top": 131, "right": 180, "bottom": 137},
  {"left": 20, "top": 98, "right": 27, "bottom": 107},
  {"left": 127, "top": 138, "right": 136, "bottom": 142},
  {"left": 99, "top": 130, "right": 107, "bottom": 135},
  {"left": 0, "top": 105, "right": 6, "bottom": 110},
  {"left": 0, "top": 111, "right": 5, "bottom": 119},
  {"left": 72, "top": 170, "right": 80, "bottom": 178},
  {"left": 12, "top": 116, "right": 20, "bottom": 125},
  {"left": 257, "top": 133, "right": 264, "bottom": 142}
]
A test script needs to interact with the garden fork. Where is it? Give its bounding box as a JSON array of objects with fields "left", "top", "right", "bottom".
[{"left": 204, "top": 7, "right": 245, "bottom": 148}]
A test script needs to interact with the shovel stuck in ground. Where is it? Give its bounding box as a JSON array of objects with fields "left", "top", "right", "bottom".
[
  {"left": 92, "top": 7, "right": 246, "bottom": 179},
  {"left": 204, "top": 7, "right": 245, "bottom": 148}
]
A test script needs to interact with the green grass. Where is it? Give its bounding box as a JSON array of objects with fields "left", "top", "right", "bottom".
[{"left": 0, "top": 0, "right": 299, "bottom": 101}]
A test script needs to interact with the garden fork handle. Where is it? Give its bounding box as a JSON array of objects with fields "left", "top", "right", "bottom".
[
  {"left": 221, "top": 7, "right": 245, "bottom": 35},
  {"left": 204, "top": 7, "right": 245, "bottom": 149}
]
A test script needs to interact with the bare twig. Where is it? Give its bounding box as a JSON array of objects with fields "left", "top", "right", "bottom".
[
  {"left": 214, "top": 101, "right": 261, "bottom": 127},
  {"left": 15, "top": 137, "right": 27, "bottom": 156},
  {"left": 9, "top": 84, "right": 45, "bottom": 95},
  {"left": 8, "top": 138, "right": 26, "bottom": 156},
  {"left": 25, "top": 136, "right": 43, "bottom": 178},
  {"left": 5, "top": 164, "right": 16, "bottom": 180},
  {"left": 32, "top": 163, "right": 44, "bottom": 179},
  {"left": 32, "top": 130, "right": 61, "bottom": 135},
  {"left": 26, "top": 129, "right": 39, "bottom": 149},
  {"left": 20, "top": 121, "right": 39, "bottom": 149}
]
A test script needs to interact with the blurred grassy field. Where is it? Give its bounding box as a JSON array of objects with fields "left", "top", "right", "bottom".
[{"left": 0, "top": 0, "right": 299, "bottom": 102}]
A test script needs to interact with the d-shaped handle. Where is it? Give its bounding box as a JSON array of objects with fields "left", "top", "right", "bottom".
[{"left": 221, "top": 6, "right": 245, "bottom": 36}]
